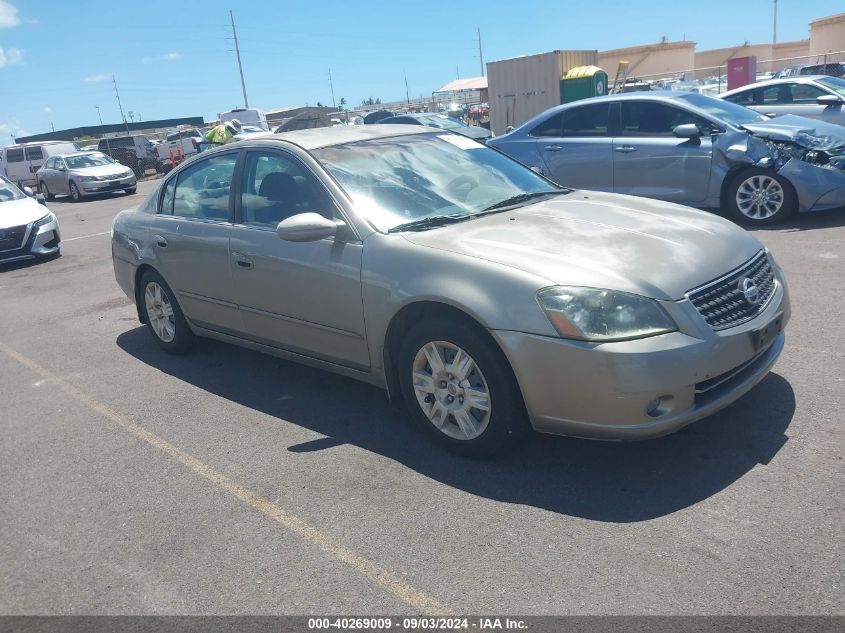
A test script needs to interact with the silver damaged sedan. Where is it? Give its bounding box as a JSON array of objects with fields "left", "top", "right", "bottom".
[{"left": 111, "top": 126, "right": 790, "bottom": 456}]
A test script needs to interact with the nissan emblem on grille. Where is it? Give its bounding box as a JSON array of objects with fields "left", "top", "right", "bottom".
[{"left": 739, "top": 277, "right": 761, "bottom": 305}]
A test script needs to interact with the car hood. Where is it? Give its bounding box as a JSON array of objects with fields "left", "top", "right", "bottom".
[
  {"left": 743, "top": 114, "right": 845, "bottom": 151},
  {"left": 71, "top": 164, "right": 131, "bottom": 177},
  {"left": 401, "top": 191, "right": 762, "bottom": 301},
  {"left": 0, "top": 197, "right": 49, "bottom": 228}
]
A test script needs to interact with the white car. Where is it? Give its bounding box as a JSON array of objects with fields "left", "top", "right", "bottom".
[{"left": 0, "top": 176, "right": 60, "bottom": 265}]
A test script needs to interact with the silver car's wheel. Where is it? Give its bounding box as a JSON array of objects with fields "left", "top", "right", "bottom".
[
  {"left": 69, "top": 181, "right": 82, "bottom": 202},
  {"left": 735, "top": 174, "right": 784, "bottom": 220},
  {"left": 411, "top": 340, "right": 492, "bottom": 441},
  {"left": 144, "top": 281, "right": 176, "bottom": 343}
]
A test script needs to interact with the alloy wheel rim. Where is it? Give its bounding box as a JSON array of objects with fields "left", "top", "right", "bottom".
[
  {"left": 70, "top": 183, "right": 79, "bottom": 200},
  {"left": 41, "top": 182, "right": 48, "bottom": 197},
  {"left": 736, "top": 175, "right": 784, "bottom": 219},
  {"left": 411, "top": 340, "right": 491, "bottom": 440},
  {"left": 144, "top": 282, "right": 176, "bottom": 343}
]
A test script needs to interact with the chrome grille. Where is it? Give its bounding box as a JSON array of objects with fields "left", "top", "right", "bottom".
[
  {"left": 687, "top": 251, "right": 776, "bottom": 330},
  {"left": 0, "top": 224, "right": 28, "bottom": 252}
]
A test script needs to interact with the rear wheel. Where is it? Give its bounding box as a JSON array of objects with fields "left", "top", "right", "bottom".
[
  {"left": 69, "top": 181, "right": 82, "bottom": 202},
  {"left": 139, "top": 269, "right": 194, "bottom": 354},
  {"left": 726, "top": 168, "right": 796, "bottom": 226},
  {"left": 397, "top": 317, "right": 528, "bottom": 457},
  {"left": 39, "top": 181, "right": 54, "bottom": 201}
]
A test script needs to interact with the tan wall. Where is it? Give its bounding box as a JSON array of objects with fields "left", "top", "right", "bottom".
[
  {"left": 694, "top": 43, "right": 772, "bottom": 78},
  {"left": 770, "top": 40, "right": 812, "bottom": 69},
  {"left": 810, "top": 12, "right": 845, "bottom": 54},
  {"left": 598, "top": 41, "right": 696, "bottom": 80}
]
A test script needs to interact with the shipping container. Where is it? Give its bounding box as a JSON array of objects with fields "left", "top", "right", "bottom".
[{"left": 487, "top": 50, "right": 598, "bottom": 136}]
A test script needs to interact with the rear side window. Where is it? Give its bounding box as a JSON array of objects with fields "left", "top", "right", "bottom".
[
  {"left": 159, "top": 177, "right": 176, "bottom": 215},
  {"left": 25, "top": 147, "right": 44, "bottom": 160},
  {"left": 171, "top": 153, "right": 237, "bottom": 221},
  {"left": 531, "top": 103, "right": 610, "bottom": 138},
  {"left": 6, "top": 148, "right": 24, "bottom": 163},
  {"left": 619, "top": 102, "right": 713, "bottom": 136},
  {"left": 725, "top": 88, "right": 758, "bottom": 106}
]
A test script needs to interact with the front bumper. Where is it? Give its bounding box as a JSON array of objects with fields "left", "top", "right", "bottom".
[
  {"left": 780, "top": 159, "right": 845, "bottom": 213},
  {"left": 0, "top": 216, "right": 61, "bottom": 264},
  {"left": 492, "top": 269, "right": 790, "bottom": 440},
  {"left": 80, "top": 176, "right": 137, "bottom": 193}
]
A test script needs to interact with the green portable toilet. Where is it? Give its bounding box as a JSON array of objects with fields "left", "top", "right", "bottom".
[{"left": 560, "top": 66, "right": 609, "bottom": 103}]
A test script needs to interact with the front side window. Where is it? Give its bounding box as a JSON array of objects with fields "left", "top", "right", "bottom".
[
  {"left": 531, "top": 103, "right": 610, "bottom": 138},
  {"left": 791, "top": 83, "right": 826, "bottom": 104},
  {"left": 620, "top": 102, "right": 712, "bottom": 136},
  {"left": 171, "top": 153, "right": 237, "bottom": 221},
  {"left": 240, "top": 151, "right": 337, "bottom": 228}
]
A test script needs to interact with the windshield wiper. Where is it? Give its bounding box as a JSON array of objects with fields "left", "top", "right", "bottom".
[
  {"left": 387, "top": 214, "right": 471, "bottom": 233},
  {"left": 481, "top": 190, "right": 567, "bottom": 212}
]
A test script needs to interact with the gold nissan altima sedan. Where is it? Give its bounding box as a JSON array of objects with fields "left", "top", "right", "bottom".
[{"left": 111, "top": 125, "right": 789, "bottom": 456}]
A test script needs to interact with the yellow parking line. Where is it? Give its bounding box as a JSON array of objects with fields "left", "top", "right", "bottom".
[{"left": 0, "top": 341, "right": 449, "bottom": 615}]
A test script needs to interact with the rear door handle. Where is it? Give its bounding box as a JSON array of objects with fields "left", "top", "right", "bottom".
[
  {"left": 232, "top": 252, "right": 254, "bottom": 270},
  {"left": 544, "top": 145, "right": 563, "bottom": 152},
  {"left": 614, "top": 146, "right": 637, "bottom": 153},
  {"left": 154, "top": 234, "right": 168, "bottom": 248}
]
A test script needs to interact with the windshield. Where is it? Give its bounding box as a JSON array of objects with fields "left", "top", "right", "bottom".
[
  {"left": 675, "top": 93, "right": 769, "bottom": 127},
  {"left": 0, "top": 176, "right": 26, "bottom": 203},
  {"left": 818, "top": 76, "right": 845, "bottom": 98},
  {"left": 417, "top": 115, "right": 465, "bottom": 130},
  {"left": 312, "top": 133, "right": 562, "bottom": 232},
  {"left": 65, "top": 153, "right": 116, "bottom": 169}
]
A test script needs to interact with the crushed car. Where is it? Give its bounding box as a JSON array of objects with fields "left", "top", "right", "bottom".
[{"left": 488, "top": 92, "right": 845, "bottom": 226}]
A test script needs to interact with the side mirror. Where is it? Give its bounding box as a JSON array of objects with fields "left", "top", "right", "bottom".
[
  {"left": 57, "top": 165, "right": 67, "bottom": 171},
  {"left": 23, "top": 186, "right": 34, "bottom": 197},
  {"left": 276, "top": 212, "right": 338, "bottom": 242},
  {"left": 673, "top": 124, "right": 702, "bottom": 138},
  {"left": 817, "top": 94, "right": 844, "bottom": 106}
]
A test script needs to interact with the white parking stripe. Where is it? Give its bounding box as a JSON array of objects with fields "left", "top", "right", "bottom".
[{"left": 62, "top": 231, "right": 111, "bottom": 242}]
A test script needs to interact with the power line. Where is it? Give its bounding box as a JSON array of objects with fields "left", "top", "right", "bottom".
[
  {"left": 112, "top": 75, "right": 130, "bottom": 135},
  {"left": 230, "top": 10, "right": 249, "bottom": 108}
]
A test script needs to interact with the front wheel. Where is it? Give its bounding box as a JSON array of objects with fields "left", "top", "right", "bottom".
[
  {"left": 139, "top": 269, "right": 194, "bottom": 354},
  {"left": 398, "top": 318, "right": 528, "bottom": 457},
  {"left": 125, "top": 186, "right": 137, "bottom": 195},
  {"left": 726, "top": 168, "right": 796, "bottom": 226}
]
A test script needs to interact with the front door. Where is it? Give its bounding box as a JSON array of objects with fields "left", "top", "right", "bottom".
[
  {"left": 145, "top": 150, "right": 241, "bottom": 334},
  {"left": 613, "top": 100, "right": 714, "bottom": 205},
  {"left": 227, "top": 149, "right": 369, "bottom": 370},
  {"left": 531, "top": 101, "right": 614, "bottom": 191}
]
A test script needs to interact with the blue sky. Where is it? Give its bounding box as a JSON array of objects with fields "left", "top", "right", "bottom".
[{"left": 0, "top": 0, "right": 838, "bottom": 139}]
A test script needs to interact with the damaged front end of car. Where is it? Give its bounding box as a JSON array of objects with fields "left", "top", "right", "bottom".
[{"left": 729, "top": 115, "right": 845, "bottom": 213}]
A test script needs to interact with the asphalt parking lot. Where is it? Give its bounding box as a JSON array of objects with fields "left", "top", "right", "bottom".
[{"left": 1, "top": 180, "right": 843, "bottom": 616}]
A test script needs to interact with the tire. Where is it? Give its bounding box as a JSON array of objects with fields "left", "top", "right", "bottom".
[
  {"left": 138, "top": 269, "right": 194, "bottom": 354},
  {"left": 726, "top": 168, "right": 796, "bottom": 226},
  {"left": 125, "top": 186, "right": 137, "bottom": 195},
  {"left": 397, "top": 317, "right": 528, "bottom": 457},
  {"left": 69, "top": 181, "right": 82, "bottom": 202},
  {"left": 39, "top": 181, "right": 54, "bottom": 201}
]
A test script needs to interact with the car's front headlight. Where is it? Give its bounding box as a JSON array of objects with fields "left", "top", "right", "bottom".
[
  {"left": 536, "top": 286, "right": 677, "bottom": 342},
  {"left": 32, "top": 213, "right": 54, "bottom": 228}
]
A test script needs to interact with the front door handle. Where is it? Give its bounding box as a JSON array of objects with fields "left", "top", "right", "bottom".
[
  {"left": 544, "top": 145, "right": 563, "bottom": 152},
  {"left": 154, "top": 234, "right": 168, "bottom": 248},
  {"left": 614, "top": 146, "right": 637, "bottom": 153},
  {"left": 232, "top": 252, "right": 254, "bottom": 270}
]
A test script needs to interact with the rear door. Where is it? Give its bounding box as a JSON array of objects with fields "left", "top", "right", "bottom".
[
  {"left": 145, "top": 150, "right": 241, "bottom": 334},
  {"left": 531, "top": 102, "right": 613, "bottom": 191},
  {"left": 612, "top": 100, "right": 714, "bottom": 205}
]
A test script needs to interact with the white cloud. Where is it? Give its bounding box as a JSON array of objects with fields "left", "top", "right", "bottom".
[
  {"left": 0, "top": 120, "right": 32, "bottom": 139},
  {"left": 142, "top": 51, "right": 181, "bottom": 63},
  {"left": 0, "top": 46, "right": 23, "bottom": 67},
  {"left": 84, "top": 74, "right": 107, "bottom": 83},
  {"left": 42, "top": 106, "right": 51, "bottom": 113},
  {"left": 0, "top": 1, "right": 20, "bottom": 28}
]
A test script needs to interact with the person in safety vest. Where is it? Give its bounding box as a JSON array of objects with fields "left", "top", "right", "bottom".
[{"left": 204, "top": 119, "right": 242, "bottom": 144}]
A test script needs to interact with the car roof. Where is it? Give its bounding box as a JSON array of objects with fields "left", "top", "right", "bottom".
[
  {"left": 721, "top": 75, "right": 831, "bottom": 95},
  {"left": 54, "top": 151, "right": 105, "bottom": 157},
  {"left": 242, "top": 124, "right": 436, "bottom": 150},
  {"left": 3, "top": 140, "right": 77, "bottom": 149}
]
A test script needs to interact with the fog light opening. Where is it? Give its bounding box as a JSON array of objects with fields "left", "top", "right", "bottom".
[{"left": 645, "top": 395, "right": 675, "bottom": 418}]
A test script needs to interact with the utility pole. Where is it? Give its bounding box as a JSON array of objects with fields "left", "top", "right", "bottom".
[
  {"left": 476, "top": 27, "right": 484, "bottom": 77},
  {"left": 328, "top": 69, "right": 336, "bottom": 108},
  {"left": 50, "top": 122, "right": 55, "bottom": 132},
  {"left": 404, "top": 69, "right": 410, "bottom": 105},
  {"left": 112, "top": 75, "right": 130, "bottom": 135},
  {"left": 230, "top": 10, "right": 249, "bottom": 108},
  {"left": 773, "top": 0, "right": 778, "bottom": 45}
]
